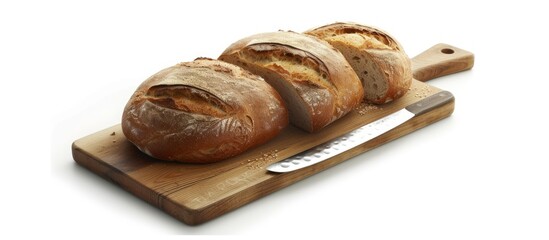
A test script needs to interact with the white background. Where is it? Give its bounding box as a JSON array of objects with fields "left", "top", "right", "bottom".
[{"left": 2, "top": 0, "right": 548, "bottom": 238}]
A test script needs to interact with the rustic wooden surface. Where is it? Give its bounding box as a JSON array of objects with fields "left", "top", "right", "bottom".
[
  {"left": 72, "top": 44, "right": 473, "bottom": 225},
  {"left": 412, "top": 43, "right": 474, "bottom": 82}
]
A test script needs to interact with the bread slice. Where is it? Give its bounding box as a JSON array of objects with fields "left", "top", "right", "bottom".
[
  {"left": 219, "top": 31, "right": 364, "bottom": 132},
  {"left": 305, "top": 23, "right": 412, "bottom": 104}
]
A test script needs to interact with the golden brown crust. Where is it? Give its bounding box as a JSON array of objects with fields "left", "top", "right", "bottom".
[
  {"left": 121, "top": 58, "right": 288, "bottom": 163},
  {"left": 219, "top": 31, "right": 363, "bottom": 132},
  {"left": 307, "top": 22, "right": 403, "bottom": 51},
  {"left": 305, "top": 22, "right": 412, "bottom": 104}
]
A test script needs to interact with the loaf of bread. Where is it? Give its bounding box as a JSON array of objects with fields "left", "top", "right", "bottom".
[
  {"left": 219, "top": 31, "right": 364, "bottom": 132},
  {"left": 121, "top": 58, "right": 289, "bottom": 163},
  {"left": 305, "top": 22, "right": 412, "bottom": 104}
]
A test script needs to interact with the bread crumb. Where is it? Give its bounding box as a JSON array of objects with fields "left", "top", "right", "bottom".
[
  {"left": 110, "top": 132, "right": 116, "bottom": 136},
  {"left": 246, "top": 150, "right": 279, "bottom": 170},
  {"left": 411, "top": 85, "right": 433, "bottom": 99},
  {"left": 355, "top": 102, "right": 382, "bottom": 116}
]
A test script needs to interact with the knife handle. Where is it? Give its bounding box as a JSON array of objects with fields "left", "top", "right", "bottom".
[
  {"left": 411, "top": 43, "right": 474, "bottom": 82},
  {"left": 405, "top": 91, "right": 454, "bottom": 115}
]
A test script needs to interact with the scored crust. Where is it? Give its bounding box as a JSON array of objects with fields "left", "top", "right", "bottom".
[
  {"left": 305, "top": 22, "right": 412, "bottom": 104},
  {"left": 219, "top": 31, "right": 364, "bottom": 132},
  {"left": 121, "top": 58, "right": 288, "bottom": 163}
]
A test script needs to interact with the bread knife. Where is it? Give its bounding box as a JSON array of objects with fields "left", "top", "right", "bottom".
[{"left": 267, "top": 91, "right": 454, "bottom": 173}]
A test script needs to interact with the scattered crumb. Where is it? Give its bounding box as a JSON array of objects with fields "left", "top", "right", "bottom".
[
  {"left": 355, "top": 102, "right": 382, "bottom": 116},
  {"left": 110, "top": 132, "right": 116, "bottom": 136},
  {"left": 410, "top": 85, "right": 433, "bottom": 99},
  {"left": 112, "top": 140, "right": 116, "bottom": 143},
  {"left": 246, "top": 150, "right": 279, "bottom": 170}
]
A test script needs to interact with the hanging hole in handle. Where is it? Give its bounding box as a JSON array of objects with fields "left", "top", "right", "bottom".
[{"left": 441, "top": 48, "right": 455, "bottom": 54}]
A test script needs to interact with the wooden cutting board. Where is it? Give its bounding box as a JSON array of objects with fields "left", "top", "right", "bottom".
[{"left": 72, "top": 43, "right": 473, "bottom": 225}]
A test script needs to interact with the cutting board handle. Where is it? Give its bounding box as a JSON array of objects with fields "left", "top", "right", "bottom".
[{"left": 411, "top": 43, "right": 474, "bottom": 82}]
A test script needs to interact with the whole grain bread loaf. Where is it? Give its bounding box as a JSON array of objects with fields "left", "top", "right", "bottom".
[
  {"left": 121, "top": 58, "right": 288, "bottom": 163},
  {"left": 219, "top": 31, "right": 364, "bottom": 132},
  {"left": 305, "top": 22, "right": 412, "bottom": 104}
]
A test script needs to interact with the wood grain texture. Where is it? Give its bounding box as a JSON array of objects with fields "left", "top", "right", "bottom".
[
  {"left": 72, "top": 44, "right": 473, "bottom": 225},
  {"left": 411, "top": 43, "right": 474, "bottom": 82}
]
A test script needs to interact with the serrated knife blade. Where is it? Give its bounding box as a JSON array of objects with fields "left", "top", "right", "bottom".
[{"left": 267, "top": 91, "right": 454, "bottom": 173}]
